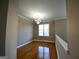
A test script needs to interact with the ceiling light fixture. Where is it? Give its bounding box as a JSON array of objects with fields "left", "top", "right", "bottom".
[
  {"left": 31, "top": 11, "right": 46, "bottom": 24},
  {"left": 34, "top": 17, "right": 41, "bottom": 24}
]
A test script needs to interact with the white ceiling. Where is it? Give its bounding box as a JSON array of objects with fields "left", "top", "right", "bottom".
[{"left": 17, "top": 0, "right": 66, "bottom": 22}]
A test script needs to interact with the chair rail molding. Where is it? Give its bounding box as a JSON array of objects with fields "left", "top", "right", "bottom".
[{"left": 55, "top": 34, "right": 69, "bottom": 53}]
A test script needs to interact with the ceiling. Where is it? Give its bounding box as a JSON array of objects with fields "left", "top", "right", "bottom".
[{"left": 17, "top": 0, "right": 66, "bottom": 22}]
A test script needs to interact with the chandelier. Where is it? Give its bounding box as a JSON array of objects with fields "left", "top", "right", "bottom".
[
  {"left": 31, "top": 11, "right": 46, "bottom": 24},
  {"left": 34, "top": 17, "right": 41, "bottom": 24}
]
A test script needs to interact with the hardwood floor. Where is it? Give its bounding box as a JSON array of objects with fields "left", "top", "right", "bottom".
[{"left": 17, "top": 41, "right": 57, "bottom": 59}]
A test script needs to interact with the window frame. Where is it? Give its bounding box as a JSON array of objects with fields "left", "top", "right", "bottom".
[{"left": 38, "top": 24, "right": 49, "bottom": 37}]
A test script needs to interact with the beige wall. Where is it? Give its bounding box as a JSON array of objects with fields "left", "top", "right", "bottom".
[
  {"left": 56, "top": 0, "right": 79, "bottom": 59},
  {"left": 5, "top": 0, "right": 18, "bottom": 59},
  {"left": 55, "top": 19, "right": 67, "bottom": 42},
  {"left": 33, "top": 21, "right": 55, "bottom": 41},
  {"left": 67, "top": 0, "right": 79, "bottom": 58},
  {"left": 17, "top": 17, "right": 33, "bottom": 46}
]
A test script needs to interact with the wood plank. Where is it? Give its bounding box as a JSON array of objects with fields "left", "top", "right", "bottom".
[{"left": 17, "top": 41, "right": 57, "bottom": 59}]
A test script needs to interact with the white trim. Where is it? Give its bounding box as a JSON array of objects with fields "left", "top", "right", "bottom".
[
  {"left": 17, "top": 40, "right": 32, "bottom": 48},
  {"left": 33, "top": 39, "right": 55, "bottom": 43},
  {"left": 55, "top": 44, "right": 60, "bottom": 59},
  {"left": 55, "top": 34, "right": 68, "bottom": 51},
  {"left": 17, "top": 40, "right": 55, "bottom": 48},
  {"left": 18, "top": 14, "right": 33, "bottom": 22}
]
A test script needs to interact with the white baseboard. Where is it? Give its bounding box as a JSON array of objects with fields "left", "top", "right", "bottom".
[
  {"left": 17, "top": 40, "right": 55, "bottom": 48},
  {"left": 33, "top": 39, "right": 55, "bottom": 43},
  {"left": 17, "top": 40, "right": 32, "bottom": 48}
]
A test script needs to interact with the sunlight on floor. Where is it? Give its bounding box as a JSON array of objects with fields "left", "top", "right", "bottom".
[{"left": 38, "top": 46, "right": 50, "bottom": 59}]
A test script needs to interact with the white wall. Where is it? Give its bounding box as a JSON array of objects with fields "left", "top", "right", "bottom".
[
  {"left": 55, "top": 19, "right": 67, "bottom": 42},
  {"left": 56, "top": 0, "right": 79, "bottom": 59},
  {"left": 17, "top": 17, "right": 33, "bottom": 46},
  {"left": 55, "top": 35, "right": 69, "bottom": 59},
  {"left": 0, "top": 57, "right": 7, "bottom": 59},
  {"left": 5, "top": 0, "right": 18, "bottom": 59}
]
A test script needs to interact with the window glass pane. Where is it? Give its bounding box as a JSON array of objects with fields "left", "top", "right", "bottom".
[
  {"left": 39, "top": 24, "right": 43, "bottom": 36},
  {"left": 44, "top": 24, "right": 49, "bottom": 36}
]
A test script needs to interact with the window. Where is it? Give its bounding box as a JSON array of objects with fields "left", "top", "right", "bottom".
[{"left": 38, "top": 24, "right": 49, "bottom": 36}]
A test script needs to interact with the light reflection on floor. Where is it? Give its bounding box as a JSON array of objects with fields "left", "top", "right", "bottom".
[{"left": 38, "top": 46, "right": 50, "bottom": 59}]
